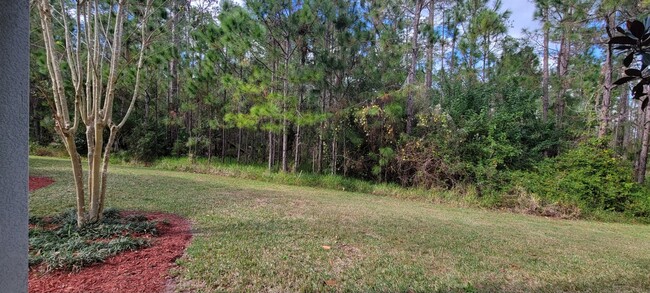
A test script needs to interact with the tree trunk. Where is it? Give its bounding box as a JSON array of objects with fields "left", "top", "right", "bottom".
[
  {"left": 221, "top": 126, "right": 226, "bottom": 163},
  {"left": 293, "top": 89, "right": 303, "bottom": 173},
  {"left": 281, "top": 40, "right": 290, "bottom": 172},
  {"left": 37, "top": 0, "right": 151, "bottom": 226},
  {"left": 144, "top": 90, "right": 150, "bottom": 120},
  {"left": 598, "top": 14, "right": 614, "bottom": 138},
  {"left": 542, "top": 9, "right": 550, "bottom": 122},
  {"left": 317, "top": 85, "right": 326, "bottom": 173},
  {"left": 267, "top": 59, "right": 276, "bottom": 171},
  {"left": 618, "top": 86, "right": 632, "bottom": 150},
  {"left": 208, "top": 126, "right": 213, "bottom": 162},
  {"left": 425, "top": 0, "right": 434, "bottom": 90},
  {"left": 482, "top": 34, "right": 488, "bottom": 83},
  {"left": 237, "top": 128, "right": 242, "bottom": 163},
  {"left": 406, "top": 0, "right": 424, "bottom": 135},
  {"left": 556, "top": 32, "right": 570, "bottom": 127},
  {"left": 636, "top": 104, "right": 650, "bottom": 184},
  {"left": 168, "top": 0, "right": 179, "bottom": 143},
  {"left": 440, "top": 7, "right": 446, "bottom": 75},
  {"left": 88, "top": 119, "right": 105, "bottom": 222},
  {"left": 331, "top": 133, "right": 337, "bottom": 175},
  {"left": 61, "top": 133, "right": 86, "bottom": 226},
  {"left": 268, "top": 131, "right": 273, "bottom": 171}
]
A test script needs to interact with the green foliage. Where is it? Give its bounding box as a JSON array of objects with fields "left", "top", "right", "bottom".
[
  {"left": 28, "top": 0, "right": 649, "bottom": 223},
  {"left": 29, "top": 208, "right": 157, "bottom": 271},
  {"left": 515, "top": 139, "right": 650, "bottom": 216},
  {"left": 124, "top": 120, "right": 170, "bottom": 162},
  {"left": 29, "top": 142, "right": 68, "bottom": 158}
]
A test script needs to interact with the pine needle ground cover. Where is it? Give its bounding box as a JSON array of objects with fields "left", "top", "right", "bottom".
[{"left": 30, "top": 157, "right": 650, "bottom": 292}]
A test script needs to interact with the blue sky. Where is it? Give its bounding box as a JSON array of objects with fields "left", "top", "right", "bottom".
[
  {"left": 498, "top": 0, "right": 540, "bottom": 38},
  {"left": 218, "top": 0, "right": 542, "bottom": 38}
]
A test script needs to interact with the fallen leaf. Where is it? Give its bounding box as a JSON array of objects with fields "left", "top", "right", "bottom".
[
  {"left": 324, "top": 279, "right": 337, "bottom": 286},
  {"left": 322, "top": 245, "right": 331, "bottom": 250}
]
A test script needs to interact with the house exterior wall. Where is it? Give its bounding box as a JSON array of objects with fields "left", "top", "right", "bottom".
[{"left": 0, "top": 1, "right": 29, "bottom": 292}]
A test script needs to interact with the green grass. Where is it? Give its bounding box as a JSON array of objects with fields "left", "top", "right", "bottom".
[
  {"left": 116, "top": 156, "right": 650, "bottom": 223},
  {"left": 137, "top": 156, "right": 488, "bottom": 207},
  {"left": 30, "top": 156, "right": 650, "bottom": 292}
]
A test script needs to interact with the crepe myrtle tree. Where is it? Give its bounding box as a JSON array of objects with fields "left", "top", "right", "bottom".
[
  {"left": 610, "top": 17, "right": 650, "bottom": 183},
  {"left": 35, "top": 0, "right": 154, "bottom": 226}
]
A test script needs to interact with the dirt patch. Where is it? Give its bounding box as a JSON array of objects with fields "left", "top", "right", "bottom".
[
  {"left": 29, "top": 212, "right": 192, "bottom": 293},
  {"left": 29, "top": 176, "right": 55, "bottom": 192},
  {"left": 330, "top": 244, "right": 363, "bottom": 275}
]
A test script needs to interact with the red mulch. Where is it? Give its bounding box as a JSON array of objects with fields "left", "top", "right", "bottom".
[
  {"left": 29, "top": 176, "right": 55, "bottom": 192},
  {"left": 28, "top": 212, "right": 192, "bottom": 293}
]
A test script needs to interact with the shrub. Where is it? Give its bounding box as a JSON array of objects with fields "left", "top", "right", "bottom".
[
  {"left": 125, "top": 121, "right": 170, "bottom": 162},
  {"left": 29, "top": 142, "right": 68, "bottom": 157},
  {"left": 515, "top": 139, "right": 650, "bottom": 216}
]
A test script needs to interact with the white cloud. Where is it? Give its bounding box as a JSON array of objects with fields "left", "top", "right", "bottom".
[{"left": 497, "top": 0, "right": 540, "bottom": 38}]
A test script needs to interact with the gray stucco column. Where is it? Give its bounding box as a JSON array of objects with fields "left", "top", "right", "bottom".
[{"left": 0, "top": 1, "right": 29, "bottom": 292}]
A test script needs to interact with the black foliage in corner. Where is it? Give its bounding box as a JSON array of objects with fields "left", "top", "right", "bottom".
[{"left": 610, "top": 17, "right": 650, "bottom": 110}]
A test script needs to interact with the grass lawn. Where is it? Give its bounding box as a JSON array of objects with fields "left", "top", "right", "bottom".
[{"left": 29, "top": 157, "right": 650, "bottom": 292}]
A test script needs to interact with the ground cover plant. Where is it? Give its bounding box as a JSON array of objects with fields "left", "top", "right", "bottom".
[
  {"left": 29, "top": 208, "right": 157, "bottom": 272},
  {"left": 30, "top": 157, "right": 650, "bottom": 292}
]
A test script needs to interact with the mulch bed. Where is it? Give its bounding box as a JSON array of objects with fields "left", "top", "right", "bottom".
[
  {"left": 29, "top": 176, "right": 55, "bottom": 192},
  {"left": 28, "top": 178, "right": 192, "bottom": 293}
]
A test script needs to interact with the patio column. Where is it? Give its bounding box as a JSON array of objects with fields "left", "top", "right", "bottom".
[{"left": 0, "top": 1, "right": 29, "bottom": 292}]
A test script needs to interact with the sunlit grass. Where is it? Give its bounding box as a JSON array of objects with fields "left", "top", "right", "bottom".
[{"left": 30, "top": 156, "right": 650, "bottom": 292}]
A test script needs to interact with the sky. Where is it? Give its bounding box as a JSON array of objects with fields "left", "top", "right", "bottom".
[
  {"left": 209, "top": 0, "right": 542, "bottom": 38},
  {"left": 498, "top": 0, "right": 540, "bottom": 38}
]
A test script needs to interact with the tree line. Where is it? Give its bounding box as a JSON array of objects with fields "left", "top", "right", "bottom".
[{"left": 30, "top": 0, "right": 650, "bottom": 223}]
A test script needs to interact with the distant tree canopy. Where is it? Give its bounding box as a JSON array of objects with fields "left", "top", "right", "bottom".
[{"left": 30, "top": 0, "right": 650, "bottom": 218}]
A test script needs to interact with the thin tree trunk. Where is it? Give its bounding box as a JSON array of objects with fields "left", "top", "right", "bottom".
[
  {"left": 317, "top": 89, "right": 325, "bottom": 173},
  {"left": 62, "top": 133, "right": 86, "bottom": 226},
  {"left": 440, "top": 6, "right": 446, "bottom": 75},
  {"left": 237, "top": 128, "right": 242, "bottom": 163},
  {"left": 556, "top": 32, "right": 570, "bottom": 127},
  {"left": 268, "top": 131, "right": 273, "bottom": 171},
  {"left": 331, "top": 133, "right": 337, "bottom": 175},
  {"left": 293, "top": 90, "right": 303, "bottom": 173},
  {"left": 168, "top": 0, "right": 179, "bottom": 144},
  {"left": 208, "top": 126, "right": 212, "bottom": 163},
  {"left": 450, "top": 28, "right": 457, "bottom": 74},
  {"left": 598, "top": 13, "right": 614, "bottom": 138},
  {"left": 406, "top": 0, "right": 424, "bottom": 135},
  {"left": 281, "top": 41, "right": 290, "bottom": 172},
  {"left": 619, "top": 86, "right": 632, "bottom": 150},
  {"left": 343, "top": 136, "right": 348, "bottom": 177},
  {"left": 425, "top": 0, "right": 434, "bottom": 90},
  {"left": 482, "top": 35, "right": 488, "bottom": 83},
  {"left": 542, "top": 9, "right": 550, "bottom": 122},
  {"left": 636, "top": 103, "right": 650, "bottom": 184}
]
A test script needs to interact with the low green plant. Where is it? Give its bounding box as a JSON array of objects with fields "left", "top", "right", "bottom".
[
  {"left": 29, "top": 208, "right": 157, "bottom": 271},
  {"left": 29, "top": 142, "right": 69, "bottom": 158},
  {"left": 514, "top": 139, "right": 650, "bottom": 218}
]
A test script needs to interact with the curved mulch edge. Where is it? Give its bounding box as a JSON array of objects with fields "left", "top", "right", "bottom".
[
  {"left": 28, "top": 212, "right": 192, "bottom": 293},
  {"left": 29, "top": 176, "right": 55, "bottom": 192}
]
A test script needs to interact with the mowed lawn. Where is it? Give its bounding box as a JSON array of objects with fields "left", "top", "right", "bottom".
[{"left": 29, "top": 157, "right": 650, "bottom": 293}]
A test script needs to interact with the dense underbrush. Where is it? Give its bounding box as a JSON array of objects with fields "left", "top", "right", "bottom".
[
  {"left": 125, "top": 146, "right": 649, "bottom": 223},
  {"left": 31, "top": 139, "right": 649, "bottom": 223},
  {"left": 511, "top": 139, "right": 650, "bottom": 221}
]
